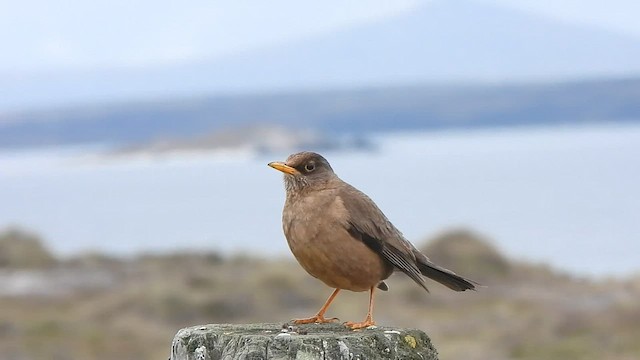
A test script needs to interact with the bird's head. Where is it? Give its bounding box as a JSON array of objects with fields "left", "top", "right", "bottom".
[{"left": 268, "top": 151, "right": 336, "bottom": 193}]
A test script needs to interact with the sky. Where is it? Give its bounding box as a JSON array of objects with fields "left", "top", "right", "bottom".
[
  {"left": 1, "top": 0, "right": 639, "bottom": 74},
  {"left": 0, "top": 0, "right": 418, "bottom": 72}
]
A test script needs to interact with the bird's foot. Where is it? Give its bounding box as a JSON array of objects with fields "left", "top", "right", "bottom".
[
  {"left": 344, "top": 318, "right": 376, "bottom": 330},
  {"left": 292, "top": 315, "right": 339, "bottom": 325}
]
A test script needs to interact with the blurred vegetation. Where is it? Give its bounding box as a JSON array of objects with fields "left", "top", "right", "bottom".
[
  {"left": 0, "top": 227, "right": 56, "bottom": 268},
  {"left": 0, "top": 226, "right": 638, "bottom": 360},
  {"left": 422, "top": 229, "right": 511, "bottom": 281}
]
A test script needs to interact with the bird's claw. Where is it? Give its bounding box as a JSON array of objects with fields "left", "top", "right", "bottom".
[
  {"left": 344, "top": 319, "right": 376, "bottom": 330},
  {"left": 292, "top": 315, "right": 339, "bottom": 324}
]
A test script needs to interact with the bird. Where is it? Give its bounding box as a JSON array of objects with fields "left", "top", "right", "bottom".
[{"left": 268, "top": 151, "right": 477, "bottom": 329}]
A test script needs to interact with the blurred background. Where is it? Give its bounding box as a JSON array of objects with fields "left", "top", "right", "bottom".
[{"left": 1, "top": 0, "right": 640, "bottom": 359}]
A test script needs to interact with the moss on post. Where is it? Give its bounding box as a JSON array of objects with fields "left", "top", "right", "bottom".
[{"left": 170, "top": 323, "right": 438, "bottom": 360}]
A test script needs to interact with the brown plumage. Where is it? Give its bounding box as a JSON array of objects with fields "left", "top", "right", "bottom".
[{"left": 268, "top": 151, "right": 477, "bottom": 329}]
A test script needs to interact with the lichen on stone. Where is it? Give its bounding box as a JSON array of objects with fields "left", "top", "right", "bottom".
[{"left": 404, "top": 335, "right": 417, "bottom": 349}]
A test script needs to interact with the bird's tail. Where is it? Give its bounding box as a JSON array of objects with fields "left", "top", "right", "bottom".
[{"left": 414, "top": 252, "right": 478, "bottom": 291}]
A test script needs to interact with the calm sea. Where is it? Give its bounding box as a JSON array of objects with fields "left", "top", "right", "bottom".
[{"left": 1, "top": 123, "right": 639, "bottom": 277}]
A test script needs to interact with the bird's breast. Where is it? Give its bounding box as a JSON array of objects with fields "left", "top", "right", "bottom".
[{"left": 282, "top": 192, "right": 392, "bottom": 291}]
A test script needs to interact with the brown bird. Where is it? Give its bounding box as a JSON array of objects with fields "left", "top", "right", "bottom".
[{"left": 268, "top": 151, "right": 477, "bottom": 329}]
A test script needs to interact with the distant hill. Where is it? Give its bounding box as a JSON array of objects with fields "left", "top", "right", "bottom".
[
  {"left": 2, "top": 0, "right": 640, "bottom": 112},
  {"left": 1, "top": 77, "right": 639, "bottom": 150}
]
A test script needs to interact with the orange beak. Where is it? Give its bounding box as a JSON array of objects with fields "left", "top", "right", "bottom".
[{"left": 268, "top": 162, "right": 300, "bottom": 175}]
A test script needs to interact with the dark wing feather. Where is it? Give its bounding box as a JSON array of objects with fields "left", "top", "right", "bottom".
[
  {"left": 339, "top": 185, "right": 431, "bottom": 292},
  {"left": 413, "top": 250, "right": 478, "bottom": 291},
  {"left": 339, "top": 182, "right": 478, "bottom": 292}
]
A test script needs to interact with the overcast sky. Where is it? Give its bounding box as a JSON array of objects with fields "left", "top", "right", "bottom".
[{"left": 1, "top": 0, "right": 639, "bottom": 73}]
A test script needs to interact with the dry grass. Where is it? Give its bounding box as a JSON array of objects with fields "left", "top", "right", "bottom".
[{"left": 0, "top": 229, "right": 638, "bottom": 360}]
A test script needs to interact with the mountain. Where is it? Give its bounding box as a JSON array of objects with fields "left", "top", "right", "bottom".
[
  {"left": 2, "top": 0, "right": 640, "bottom": 113},
  {"left": 1, "top": 77, "right": 639, "bottom": 149}
]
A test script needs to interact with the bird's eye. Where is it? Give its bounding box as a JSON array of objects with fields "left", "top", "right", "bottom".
[{"left": 305, "top": 163, "right": 315, "bottom": 172}]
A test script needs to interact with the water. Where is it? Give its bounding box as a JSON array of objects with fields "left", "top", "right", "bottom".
[{"left": 1, "top": 123, "right": 639, "bottom": 277}]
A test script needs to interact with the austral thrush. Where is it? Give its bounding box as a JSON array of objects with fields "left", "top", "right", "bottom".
[{"left": 269, "top": 152, "right": 477, "bottom": 329}]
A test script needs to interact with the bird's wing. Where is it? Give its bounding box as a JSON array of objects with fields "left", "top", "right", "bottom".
[{"left": 337, "top": 184, "right": 430, "bottom": 292}]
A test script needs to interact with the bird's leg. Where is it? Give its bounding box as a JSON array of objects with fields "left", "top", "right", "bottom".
[
  {"left": 292, "top": 288, "right": 341, "bottom": 324},
  {"left": 345, "top": 286, "right": 376, "bottom": 329}
]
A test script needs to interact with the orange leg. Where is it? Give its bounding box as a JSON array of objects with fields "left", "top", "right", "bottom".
[
  {"left": 345, "top": 286, "right": 376, "bottom": 330},
  {"left": 292, "top": 288, "right": 341, "bottom": 324}
]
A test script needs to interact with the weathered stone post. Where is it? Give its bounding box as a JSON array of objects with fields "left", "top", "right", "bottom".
[{"left": 170, "top": 323, "right": 438, "bottom": 360}]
